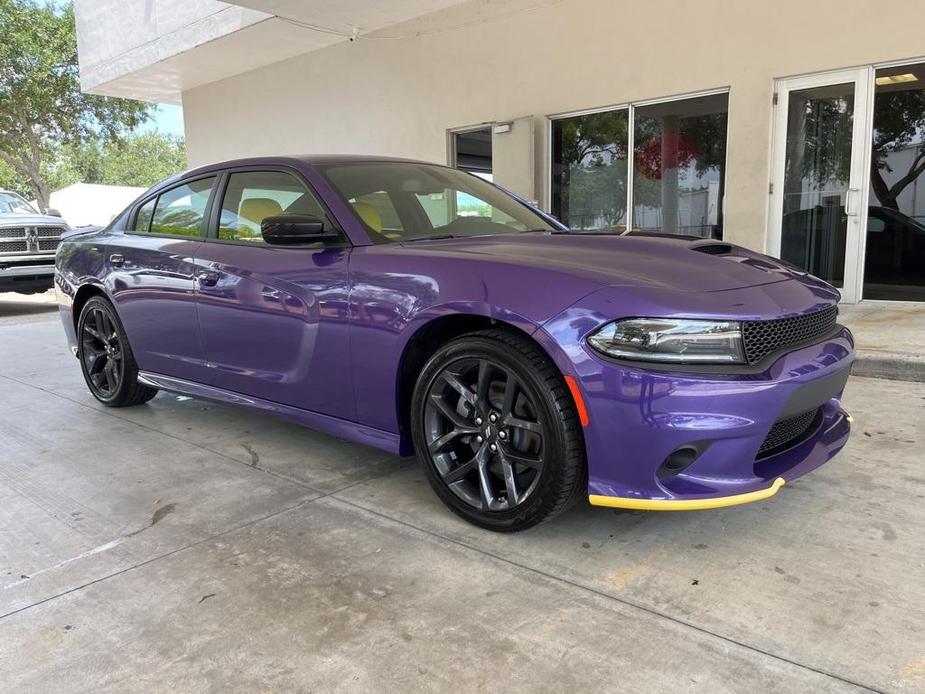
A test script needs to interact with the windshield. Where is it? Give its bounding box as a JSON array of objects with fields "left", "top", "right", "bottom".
[
  {"left": 317, "top": 162, "right": 556, "bottom": 242},
  {"left": 0, "top": 191, "right": 38, "bottom": 215}
]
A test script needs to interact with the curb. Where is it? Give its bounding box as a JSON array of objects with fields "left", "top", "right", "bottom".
[{"left": 851, "top": 351, "right": 925, "bottom": 383}]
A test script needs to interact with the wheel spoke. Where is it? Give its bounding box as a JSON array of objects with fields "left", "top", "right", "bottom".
[
  {"left": 103, "top": 360, "right": 117, "bottom": 391},
  {"left": 501, "top": 374, "right": 519, "bottom": 415},
  {"left": 500, "top": 443, "right": 543, "bottom": 470},
  {"left": 442, "top": 451, "right": 479, "bottom": 485},
  {"left": 474, "top": 447, "right": 496, "bottom": 509},
  {"left": 475, "top": 359, "right": 491, "bottom": 405},
  {"left": 430, "top": 394, "right": 476, "bottom": 431},
  {"left": 503, "top": 415, "right": 542, "bottom": 434},
  {"left": 86, "top": 351, "right": 106, "bottom": 376},
  {"left": 84, "top": 325, "right": 105, "bottom": 344},
  {"left": 428, "top": 428, "right": 467, "bottom": 455},
  {"left": 441, "top": 371, "right": 477, "bottom": 406},
  {"left": 101, "top": 311, "right": 116, "bottom": 342},
  {"left": 500, "top": 459, "right": 520, "bottom": 507}
]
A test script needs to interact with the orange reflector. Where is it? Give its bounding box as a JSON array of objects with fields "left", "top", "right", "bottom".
[{"left": 564, "top": 375, "right": 590, "bottom": 427}]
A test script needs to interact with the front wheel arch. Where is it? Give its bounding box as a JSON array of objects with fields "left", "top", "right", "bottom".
[{"left": 395, "top": 314, "right": 567, "bottom": 454}]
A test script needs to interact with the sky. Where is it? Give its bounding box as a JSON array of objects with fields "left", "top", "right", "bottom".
[{"left": 138, "top": 103, "right": 185, "bottom": 138}]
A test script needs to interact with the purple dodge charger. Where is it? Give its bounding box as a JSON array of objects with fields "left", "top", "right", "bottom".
[{"left": 55, "top": 156, "right": 853, "bottom": 531}]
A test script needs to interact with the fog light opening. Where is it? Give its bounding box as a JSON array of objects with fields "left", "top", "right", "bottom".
[{"left": 657, "top": 446, "right": 701, "bottom": 482}]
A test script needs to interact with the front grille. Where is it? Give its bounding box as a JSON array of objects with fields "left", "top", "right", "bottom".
[
  {"left": 742, "top": 305, "right": 839, "bottom": 364},
  {"left": 0, "top": 240, "right": 28, "bottom": 253},
  {"left": 757, "top": 408, "right": 822, "bottom": 459},
  {"left": 0, "top": 224, "right": 64, "bottom": 254}
]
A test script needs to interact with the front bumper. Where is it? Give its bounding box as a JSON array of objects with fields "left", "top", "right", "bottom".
[
  {"left": 0, "top": 261, "right": 56, "bottom": 292},
  {"left": 562, "top": 326, "right": 854, "bottom": 508}
]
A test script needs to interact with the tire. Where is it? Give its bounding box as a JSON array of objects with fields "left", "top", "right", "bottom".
[
  {"left": 77, "top": 295, "right": 158, "bottom": 407},
  {"left": 410, "top": 329, "right": 586, "bottom": 532}
]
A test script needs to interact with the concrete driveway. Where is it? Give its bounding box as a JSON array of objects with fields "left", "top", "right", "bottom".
[{"left": 0, "top": 292, "right": 923, "bottom": 693}]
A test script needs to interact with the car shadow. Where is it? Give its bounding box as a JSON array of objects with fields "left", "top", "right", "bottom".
[{"left": 0, "top": 291, "right": 58, "bottom": 319}]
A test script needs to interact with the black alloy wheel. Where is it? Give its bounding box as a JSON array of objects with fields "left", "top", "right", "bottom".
[
  {"left": 412, "top": 329, "right": 586, "bottom": 531},
  {"left": 77, "top": 296, "right": 158, "bottom": 407}
]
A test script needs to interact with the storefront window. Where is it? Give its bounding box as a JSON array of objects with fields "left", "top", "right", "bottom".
[
  {"left": 866, "top": 65, "right": 925, "bottom": 301},
  {"left": 551, "top": 110, "right": 629, "bottom": 231},
  {"left": 551, "top": 92, "right": 728, "bottom": 239},
  {"left": 632, "top": 93, "right": 728, "bottom": 239}
]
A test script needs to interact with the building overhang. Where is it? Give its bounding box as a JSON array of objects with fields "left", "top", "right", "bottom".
[{"left": 75, "top": 0, "right": 472, "bottom": 104}]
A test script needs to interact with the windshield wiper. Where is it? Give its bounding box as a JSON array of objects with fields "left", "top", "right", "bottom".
[{"left": 403, "top": 234, "right": 459, "bottom": 242}]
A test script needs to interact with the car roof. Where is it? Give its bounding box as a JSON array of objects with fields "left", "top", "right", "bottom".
[{"left": 153, "top": 154, "right": 442, "bottom": 194}]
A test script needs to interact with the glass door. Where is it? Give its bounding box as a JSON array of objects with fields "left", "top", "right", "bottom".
[{"left": 769, "top": 68, "right": 873, "bottom": 303}]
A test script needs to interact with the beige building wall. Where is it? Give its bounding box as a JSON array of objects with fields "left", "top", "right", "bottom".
[{"left": 182, "top": 0, "right": 925, "bottom": 252}]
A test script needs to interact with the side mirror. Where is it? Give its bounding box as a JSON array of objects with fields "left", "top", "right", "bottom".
[
  {"left": 45, "top": 208, "right": 62, "bottom": 217},
  {"left": 261, "top": 214, "right": 339, "bottom": 245}
]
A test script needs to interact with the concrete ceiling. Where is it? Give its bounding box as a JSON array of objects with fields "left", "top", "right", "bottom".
[
  {"left": 77, "top": 0, "right": 475, "bottom": 103},
  {"left": 229, "top": 0, "right": 472, "bottom": 35}
]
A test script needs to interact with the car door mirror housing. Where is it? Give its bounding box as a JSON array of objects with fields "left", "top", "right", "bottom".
[
  {"left": 45, "top": 208, "right": 63, "bottom": 217},
  {"left": 261, "top": 214, "right": 339, "bottom": 245}
]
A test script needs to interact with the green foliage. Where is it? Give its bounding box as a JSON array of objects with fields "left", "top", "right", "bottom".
[
  {"left": 0, "top": 0, "right": 153, "bottom": 207},
  {"left": 0, "top": 131, "right": 186, "bottom": 198}
]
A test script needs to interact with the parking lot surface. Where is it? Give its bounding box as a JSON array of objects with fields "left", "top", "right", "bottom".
[{"left": 0, "top": 293, "right": 923, "bottom": 692}]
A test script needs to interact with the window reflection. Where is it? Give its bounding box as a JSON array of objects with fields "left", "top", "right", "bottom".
[
  {"left": 866, "top": 64, "right": 925, "bottom": 301},
  {"left": 632, "top": 93, "right": 728, "bottom": 239},
  {"left": 551, "top": 110, "right": 629, "bottom": 231},
  {"left": 779, "top": 84, "right": 854, "bottom": 288},
  {"left": 551, "top": 92, "right": 728, "bottom": 238}
]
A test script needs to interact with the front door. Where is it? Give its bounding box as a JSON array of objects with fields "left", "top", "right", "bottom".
[
  {"left": 769, "top": 68, "right": 873, "bottom": 303},
  {"left": 194, "top": 169, "right": 355, "bottom": 420}
]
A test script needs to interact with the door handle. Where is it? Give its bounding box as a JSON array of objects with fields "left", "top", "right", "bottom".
[
  {"left": 196, "top": 269, "right": 220, "bottom": 287},
  {"left": 845, "top": 188, "right": 861, "bottom": 216},
  {"left": 109, "top": 253, "right": 124, "bottom": 267}
]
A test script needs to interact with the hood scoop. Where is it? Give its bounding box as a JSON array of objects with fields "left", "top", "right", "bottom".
[{"left": 690, "top": 241, "right": 734, "bottom": 255}]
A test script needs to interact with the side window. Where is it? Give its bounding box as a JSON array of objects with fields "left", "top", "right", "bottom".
[
  {"left": 133, "top": 198, "right": 155, "bottom": 232},
  {"left": 150, "top": 177, "right": 215, "bottom": 237},
  {"left": 218, "top": 170, "right": 330, "bottom": 243},
  {"left": 348, "top": 191, "right": 403, "bottom": 237}
]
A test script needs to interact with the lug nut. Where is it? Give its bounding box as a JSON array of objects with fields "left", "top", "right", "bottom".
[
  {"left": 498, "top": 430, "right": 506, "bottom": 439},
  {"left": 489, "top": 443, "right": 497, "bottom": 452},
  {"left": 476, "top": 435, "right": 483, "bottom": 443},
  {"left": 489, "top": 413, "right": 498, "bottom": 423},
  {"left": 475, "top": 417, "right": 483, "bottom": 425}
]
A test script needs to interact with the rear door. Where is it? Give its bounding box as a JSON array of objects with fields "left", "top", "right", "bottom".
[
  {"left": 193, "top": 168, "right": 355, "bottom": 419},
  {"left": 108, "top": 177, "right": 215, "bottom": 382}
]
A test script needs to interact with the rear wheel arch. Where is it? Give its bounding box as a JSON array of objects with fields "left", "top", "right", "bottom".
[{"left": 72, "top": 284, "right": 108, "bottom": 335}]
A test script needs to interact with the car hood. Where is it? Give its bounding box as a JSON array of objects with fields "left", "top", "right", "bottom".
[
  {"left": 398, "top": 233, "right": 830, "bottom": 294},
  {"left": 0, "top": 213, "right": 69, "bottom": 227}
]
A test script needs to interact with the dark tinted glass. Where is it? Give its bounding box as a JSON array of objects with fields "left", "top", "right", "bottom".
[{"left": 150, "top": 178, "right": 215, "bottom": 237}]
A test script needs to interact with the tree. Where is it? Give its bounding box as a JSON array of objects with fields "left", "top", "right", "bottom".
[
  {"left": 870, "top": 89, "right": 925, "bottom": 211},
  {"left": 0, "top": 0, "right": 152, "bottom": 209},
  {"left": 94, "top": 131, "right": 186, "bottom": 187}
]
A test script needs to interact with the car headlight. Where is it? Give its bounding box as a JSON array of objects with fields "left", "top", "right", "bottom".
[{"left": 587, "top": 318, "right": 745, "bottom": 364}]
